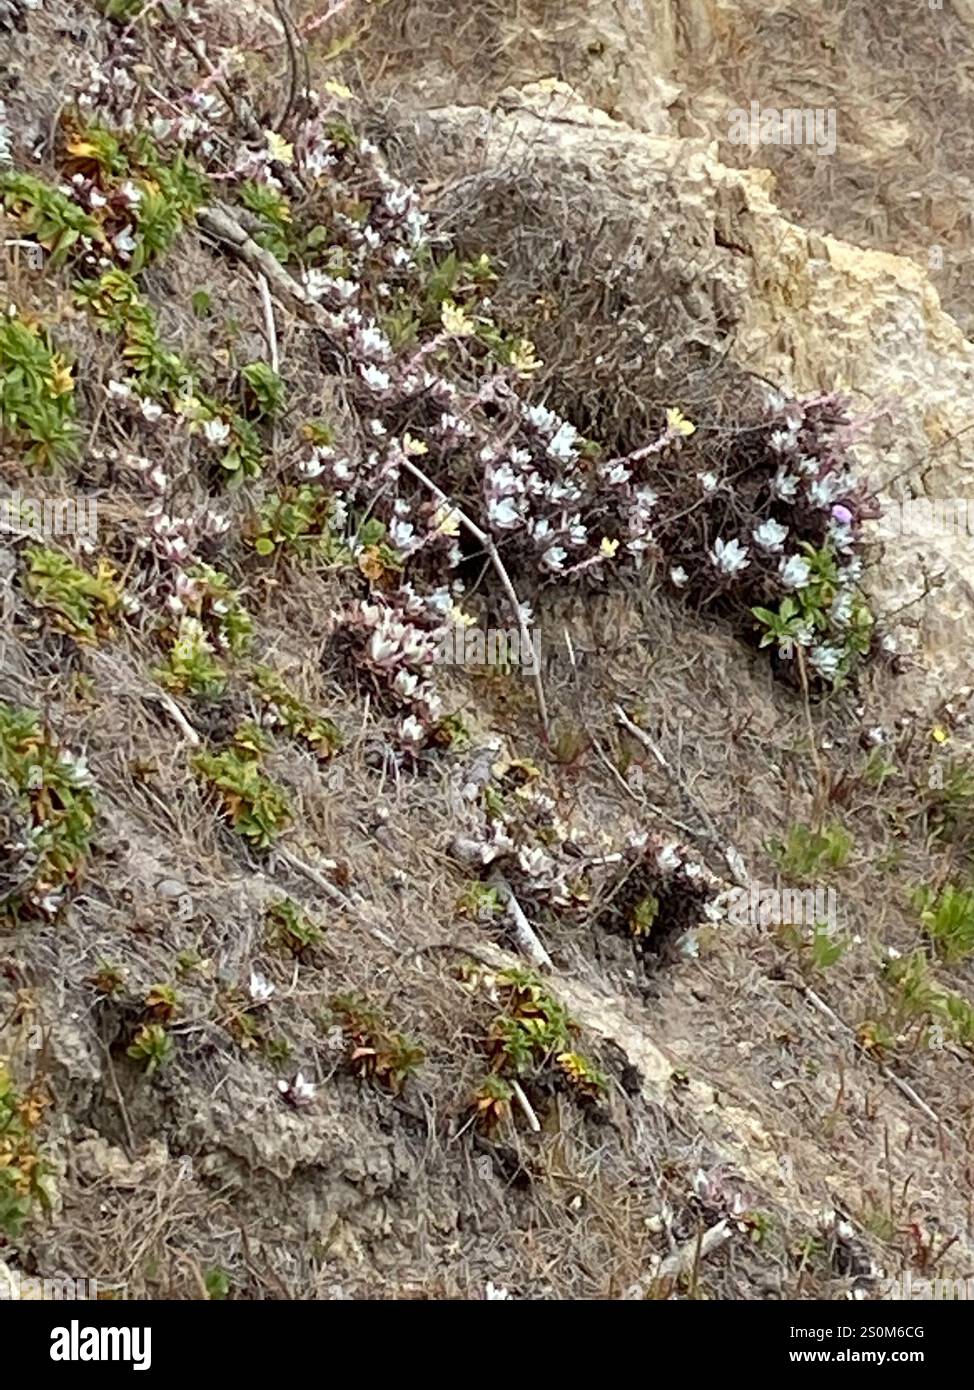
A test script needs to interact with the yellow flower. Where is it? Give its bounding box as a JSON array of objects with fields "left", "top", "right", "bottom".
[
  {"left": 449, "top": 603, "right": 477, "bottom": 628},
  {"left": 599, "top": 537, "right": 620, "bottom": 559},
  {"left": 440, "top": 299, "right": 474, "bottom": 337},
  {"left": 324, "top": 80, "right": 354, "bottom": 100},
  {"left": 66, "top": 139, "right": 101, "bottom": 160},
  {"left": 931, "top": 725, "right": 949, "bottom": 745},
  {"left": 432, "top": 505, "right": 461, "bottom": 537},
  {"left": 46, "top": 357, "right": 74, "bottom": 397},
  {"left": 264, "top": 130, "right": 294, "bottom": 166},
  {"left": 403, "top": 432, "right": 428, "bottom": 457},
  {"left": 666, "top": 406, "right": 696, "bottom": 437},
  {"left": 509, "top": 338, "right": 542, "bottom": 376}
]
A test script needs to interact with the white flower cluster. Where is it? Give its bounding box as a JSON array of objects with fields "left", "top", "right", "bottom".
[
  {"left": 341, "top": 590, "right": 455, "bottom": 747},
  {"left": 453, "top": 759, "right": 722, "bottom": 942}
]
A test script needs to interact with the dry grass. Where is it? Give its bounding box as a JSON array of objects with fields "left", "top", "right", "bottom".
[{"left": 0, "top": 0, "right": 972, "bottom": 1303}]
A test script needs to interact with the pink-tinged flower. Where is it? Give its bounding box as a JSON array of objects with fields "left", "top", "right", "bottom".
[{"left": 831, "top": 504, "right": 853, "bottom": 526}]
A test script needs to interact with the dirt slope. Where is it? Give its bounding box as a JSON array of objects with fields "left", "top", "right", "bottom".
[{"left": 0, "top": 0, "right": 972, "bottom": 1302}]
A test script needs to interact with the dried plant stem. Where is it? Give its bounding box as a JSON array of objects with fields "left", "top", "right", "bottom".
[
  {"left": 798, "top": 979, "right": 950, "bottom": 1138},
  {"left": 199, "top": 203, "right": 550, "bottom": 740},
  {"left": 150, "top": 690, "right": 200, "bottom": 747},
  {"left": 488, "top": 872, "right": 552, "bottom": 969},
  {"left": 656, "top": 1220, "right": 732, "bottom": 1284},
  {"left": 277, "top": 846, "right": 396, "bottom": 950},
  {"left": 257, "top": 273, "right": 280, "bottom": 374},
  {"left": 795, "top": 645, "right": 828, "bottom": 817},
  {"left": 398, "top": 456, "right": 550, "bottom": 739},
  {"left": 510, "top": 1079, "right": 541, "bottom": 1133},
  {"left": 614, "top": 705, "right": 749, "bottom": 886}
]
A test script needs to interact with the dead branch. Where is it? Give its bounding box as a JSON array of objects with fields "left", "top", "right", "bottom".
[
  {"left": 614, "top": 704, "right": 749, "bottom": 886},
  {"left": 488, "top": 871, "right": 552, "bottom": 969}
]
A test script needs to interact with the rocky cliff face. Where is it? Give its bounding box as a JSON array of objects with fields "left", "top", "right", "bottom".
[
  {"left": 400, "top": 76, "right": 974, "bottom": 711},
  {"left": 2, "top": 0, "right": 974, "bottom": 1303},
  {"left": 351, "top": 0, "right": 974, "bottom": 704}
]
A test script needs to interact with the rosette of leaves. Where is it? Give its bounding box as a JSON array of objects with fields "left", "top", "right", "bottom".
[
  {"left": 0, "top": 171, "right": 101, "bottom": 267},
  {"left": 0, "top": 703, "right": 96, "bottom": 921},
  {"left": 22, "top": 546, "right": 121, "bottom": 643},
  {"left": 0, "top": 312, "right": 81, "bottom": 469},
  {"left": 251, "top": 485, "right": 345, "bottom": 561},
  {"left": 330, "top": 994, "right": 424, "bottom": 1093},
  {"left": 193, "top": 724, "right": 291, "bottom": 848},
  {"left": 0, "top": 1063, "right": 51, "bottom": 1235},
  {"left": 467, "top": 966, "right": 606, "bottom": 1128}
]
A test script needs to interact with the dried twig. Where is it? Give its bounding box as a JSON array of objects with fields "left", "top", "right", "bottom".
[
  {"left": 276, "top": 845, "right": 396, "bottom": 950},
  {"left": 510, "top": 1078, "right": 541, "bottom": 1133},
  {"left": 149, "top": 690, "right": 200, "bottom": 747},
  {"left": 798, "top": 980, "right": 952, "bottom": 1138},
  {"left": 256, "top": 273, "right": 280, "bottom": 375},
  {"left": 656, "top": 1220, "right": 732, "bottom": 1284},
  {"left": 488, "top": 871, "right": 552, "bottom": 969},
  {"left": 269, "top": 0, "right": 302, "bottom": 135},
  {"left": 614, "top": 704, "right": 749, "bottom": 886},
  {"left": 399, "top": 456, "right": 550, "bottom": 739}
]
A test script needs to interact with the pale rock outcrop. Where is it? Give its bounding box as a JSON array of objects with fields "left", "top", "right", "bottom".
[{"left": 420, "top": 82, "right": 974, "bottom": 707}]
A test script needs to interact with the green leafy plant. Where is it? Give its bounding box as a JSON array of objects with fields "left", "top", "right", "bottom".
[
  {"left": 91, "top": 961, "right": 126, "bottom": 995},
  {"left": 388, "top": 248, "right": 497, "bottom": 346},
  {"left": 266, "top": 897, "right": 324, "bottom": 956},
  {"left": 190, "top": 565, "right": 253, "bottom": 656},
  {"left": 155, "top": 569, "right": 250, "bottom": 698},
  {"left": 251, "top": 666, "right": 343, "bottom": 760},
  {"left": 240, "top": 361, "right": 285, "bottom": 419},
  {"left": 767, "top": 822, "right": 853, "bottom": 880},
  {"left": 913, "top": 882, "right": 974, "bottom": 963},
  {"left": 456, "top": 881, "right": 503, "bottom": 922},
  {"left": 237, "top": 181, "right": 294, "bottom": 262},
  {"left": 0, "top": 702, "right": 96, "bottom": 920},
  {"left": 251, "top": 485, "right": 345, "bottom": 561},
  {"left": 628, "top": 893, "right": 660, "bottom": 939},
  {"left": 193, "top": 728, "right": 291, "bottom": 847},
  {"left": 145, "top": 982, "right": 180, "bottom": 1022},
  {"left": 863, "top": 746, "right": 897, "bottom": 789},
  {"left": 464, "top": 965, "right": 607, "bottom": 1124},
  {"left": 0, "top": 170, "right": 101, "bottom": 267},
  {"left": 0, "top": 1064, "right": 51, "bottom": 1236},
  {"left": 63, "top": 123, "right": 207, "bottom": 271},
  {"left": 128, "top": 165, "right": 205, "bottom": 272},
  {"left": 470, "top": 1074, "right": 514, "bottom": 1130},
  {"left": 75, "top": 269, "right": 185, "bottom": 388},
  {"left": 925, "top": 757, "right": 974, "bottom": 848},
  {"left": 204, "top": 1268, "right": 232, "bottom": 1300},
  {"left": 126, "top": 1023, "right": 173, "bottom": 1073},
  {"left": 76, "top": 269, "right": 262, "bottom": 486},
  {"left": 776, "top": 918, "right": 848, "bottom": 972},
  {"left": 752, "top": 543, "right": 874, "bottom": 689},
  {"left": 0, "top": 313, "right": 81, "bottom": 469},
  {"left": 883, "top": 950, "right": 974, "bottom": 1049},
  {"left": 23, "top": 546, "right": 121, "bottom": 643},
  {"left": 155, "top": 617, "right": 227, "bottom": 700},
  {"left": 330, "top": 994, "right": 424, "bottom": 1093},
  {"left": 99, "top": 0, "right": 149, "bottom": 18},
  {"left": 810, "top": 922, "right": 847, "bottom": 970}
]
